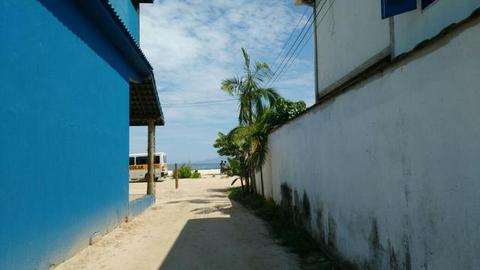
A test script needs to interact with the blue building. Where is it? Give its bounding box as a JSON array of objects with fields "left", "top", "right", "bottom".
[{"left": 0, "top": 0, "right": 163, "bottom": 269}]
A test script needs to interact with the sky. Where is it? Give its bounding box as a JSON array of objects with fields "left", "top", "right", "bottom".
[{"left": 130, "top": 0, "right": 315, "bottom": 164}]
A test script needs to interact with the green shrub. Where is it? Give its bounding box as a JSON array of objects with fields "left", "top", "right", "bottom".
[
  {"left": 172, "top": 165, "right": 202, "bottom": 179},
  {"left": 173, "top": 164, "right": 192, "bottom": 178},
  {"left": 192, "top": 170, "right": 201, "bottom": 178},
  {"left": 226, "top": 157, "right": 241, "bottom": 177}
]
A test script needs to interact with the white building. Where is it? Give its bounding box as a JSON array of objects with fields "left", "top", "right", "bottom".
[{"left": 260, "top": 1, "right": 480, "bottom": 269}]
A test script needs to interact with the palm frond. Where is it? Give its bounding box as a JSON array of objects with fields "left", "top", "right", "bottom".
[
  {"left": 221, "top": 76, "right": 244, "bottom": 96},
  {"left": 253, "top": 62, "right": 272, "bottom": 83},
  {"left": 241, "top": 48, "right": 251, "bottom": 77}
]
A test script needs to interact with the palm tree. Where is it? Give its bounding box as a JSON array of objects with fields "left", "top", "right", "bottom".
[
  {"left": 221, "top": 48, "right": 279, "bottom": 126},
  {"left": 248, "top": 116, "right": 270, "bottom": 196},
  {"left": 221, "top": 48, "right": 279, "bottom": 193},
  {"left": 247, "top": 99, "right": 307, "bottom": 195}
]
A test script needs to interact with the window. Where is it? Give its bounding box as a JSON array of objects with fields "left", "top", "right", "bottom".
[
  {"left": 136, "top": 156, "right": 148, "bottom": 165},
  {"left": 154, "top": 155, "right": 160, "bottom": 164},
  {"left": 129, "top": 157, "right": 135, "bottom": 165},
  {"left": 422, "top": 0, "right": 436, "bottom": 9},
  {"left": 382, "top": 0, "right": 417, "bottom": 19}
]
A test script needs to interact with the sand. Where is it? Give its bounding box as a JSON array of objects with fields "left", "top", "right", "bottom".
[
  {"left": 54, "top": 173, "right": 300, "bottom": 270},
  {"left": 166, "top": 168, "right": 221, "bottom": 175}
]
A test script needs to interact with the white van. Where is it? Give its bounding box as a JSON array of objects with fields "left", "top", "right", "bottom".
[{"left": 129, "top": 152, "right": 168, "bottom": 181}]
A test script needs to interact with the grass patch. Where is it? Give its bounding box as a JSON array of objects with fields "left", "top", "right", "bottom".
[{"left": 228, "top": 187, "right": 340, "bottom": 270}]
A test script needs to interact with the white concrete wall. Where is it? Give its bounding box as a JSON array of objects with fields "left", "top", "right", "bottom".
[
  {"left": 393, "top": 0, "right": 480, "bottom": 56},
  {"left": 255, "top": 153, "right": 273, "bottom": 199},
  {"left": 315, "top": 0, "right": 390, "bottom": 97},
  {"left": 268, "top": 17, "right": 480, "bottom": 269}
]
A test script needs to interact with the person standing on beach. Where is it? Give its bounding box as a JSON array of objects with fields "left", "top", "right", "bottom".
[{"left": 220, "top": 160, "right": 225, "bottom": 173}]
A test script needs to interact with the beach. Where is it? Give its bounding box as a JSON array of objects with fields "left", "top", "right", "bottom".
[{"left": 166, "top": 168, "right": 221, "bottom": 176}]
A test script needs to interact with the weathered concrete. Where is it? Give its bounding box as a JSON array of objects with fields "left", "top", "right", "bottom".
[
  {"left": 314, "top": 0, "right": 480, "bottom": 98},
  {"left": 393, "top": 0, "right": 480, "bottom": 56},
  {"left": 264, "top": 16, "right": 480, "bottom": 269},
  {"left": 314, "top": 0, "right": 390, "bottom": 97}
]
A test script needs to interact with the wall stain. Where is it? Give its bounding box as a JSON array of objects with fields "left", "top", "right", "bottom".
[
  {"left": 293, "top": 189, "right": 301, "bottom": 225},
  {"left": 404, "top": 184, "right": 411, "bottom": 207},
  {"left": 279, "top": 183, "right": 362, "bottom": 270},
  {"left": 303, "top": 191, "right": 311, "bottom": 221},
  {"left": 403, "top": 236, "right": 412, "bottom": 270},
  {"left": 279, "top": 184, "right": 428, "bottom": 270},
  {"left": 280, "top": 183, "right": 293, "bottom": 216},
  {"left": 364, "top": 218, "right": 384, "bottom": 269},
  {"left": 371, "top": 218, "right": 383, "bottom": 267},
  {"left": 388, "top": 240, "right": 400, "bottom": 270},
  {"left": 315, "top": 206, "right": 326, "bottom": 243},
  {"left": 328, "top": 213, "right": 337, "bottom": 249},
  {"left": 285, "top": 188, "right": 314, "bottom": 233}
]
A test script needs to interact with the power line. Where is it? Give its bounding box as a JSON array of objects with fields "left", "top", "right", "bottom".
[
  {"left": 164, "top": 1, "right": 336, "bottom": 109},
  {"left": 270, "top": 6, "right": 310, "bottom": 70},
  {"left": 265, "top": 8, "right": 315, "bottom": 86},
  {"left": 162, "top": 98, "right": 237, "bottom": 107},
  {"left": 271, "top": 30, "right": 314, "bottom": 86},
  {"left": 267, "top": 0, "right": 326, "bottom": 86},
  {"left": 266, "top": 9, "right": 314, "bottom": 86},
  {"left": 269, "top": 0, "right": 335, "bottom": 87}
]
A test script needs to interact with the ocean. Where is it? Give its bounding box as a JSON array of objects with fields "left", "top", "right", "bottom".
[{"left": 168, "top": 163, "right": 220, "bottom": 170}]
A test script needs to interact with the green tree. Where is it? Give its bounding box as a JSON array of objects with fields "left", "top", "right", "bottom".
[
  {"left": 263, "top": 97, "right": 306, "bottom": 129},
  {"left": 219, "top": 48, "right": 279, "bottom": 192},
  {"left": 215, "top": 48, "right": 306, "bottom": 195},
  {"left": 213, "top": 127, "right": 254, "bottom": 190},
  {"left": 221, "top": 48, "right": 279, "bottom": 126}
]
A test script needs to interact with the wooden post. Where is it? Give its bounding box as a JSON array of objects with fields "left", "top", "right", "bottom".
[
  {"left": 175, "top": 163, "right": 179, "bottom": 189},
  {"left": 147, "top": 120, "right": 155, "bottom": 195}
]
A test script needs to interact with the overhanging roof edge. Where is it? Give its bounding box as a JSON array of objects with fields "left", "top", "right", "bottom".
[
  {"left": 130, "top": 76, "right": 165, "bottom": 127},
  {"left": 77, "top": 0, "right": 154, "bottom": 76}
]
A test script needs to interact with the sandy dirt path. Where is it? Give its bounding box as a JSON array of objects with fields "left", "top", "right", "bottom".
[{"left": 55, "top": 174, "right": 300, "bottom": 270}]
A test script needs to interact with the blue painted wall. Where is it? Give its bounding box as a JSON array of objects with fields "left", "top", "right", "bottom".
[
  {"left": 108, "top": 0, "right": 140, "bottom": 42},
  {"left": 128, "top": 195, "right": 155, "bottom": 218},
  {"left": 0, "top": 1, "right": 141, "bottom": 269}
]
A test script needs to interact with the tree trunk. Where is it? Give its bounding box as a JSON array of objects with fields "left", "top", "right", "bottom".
[{"left": 250, "top": 170, "right": 257, "bottom": 194}]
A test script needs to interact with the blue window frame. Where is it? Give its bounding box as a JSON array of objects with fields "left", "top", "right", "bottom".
[
  {"left": 382, "top": 0, "right": 417, "bottom": 19},
  {"left": 422, "top": 0, "right": 437, "bottom": 8}
]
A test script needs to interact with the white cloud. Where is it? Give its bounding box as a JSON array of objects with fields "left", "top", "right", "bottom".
[{"left": 131, "top": 0, "right": 314, "bottom": 163}]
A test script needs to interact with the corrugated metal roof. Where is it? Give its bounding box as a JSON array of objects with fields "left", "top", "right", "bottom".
[{"left": 130, "top": 77, "right": 165, "bottom": 126}]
